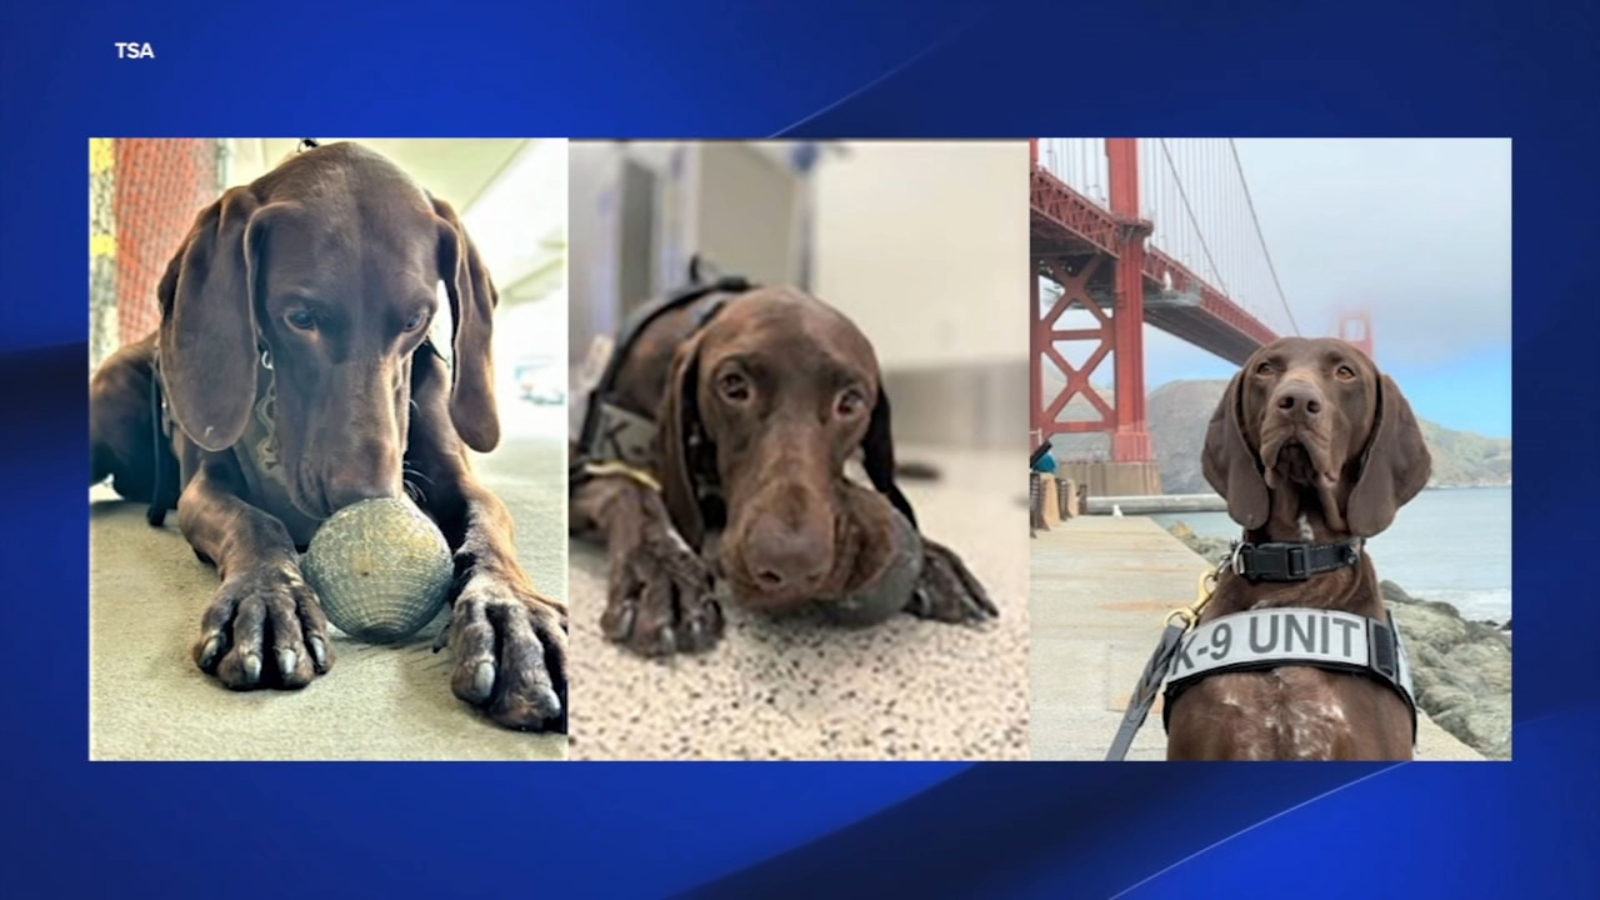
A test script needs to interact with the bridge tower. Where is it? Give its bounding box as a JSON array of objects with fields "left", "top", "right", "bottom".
[
  {"left": 1029, "top": 138, "right": 1161, "bottom": 496},
  {"left": 1338, "top": 308, "right": 1375, "bottom": 360}
]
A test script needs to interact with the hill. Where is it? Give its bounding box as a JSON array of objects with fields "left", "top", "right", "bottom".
[
  {"left": 1037, "top": 369, "right": 1511, "bottom": 492},
  {"left": 1147, "top": 379, "right": 1512, "bottom": 493}
]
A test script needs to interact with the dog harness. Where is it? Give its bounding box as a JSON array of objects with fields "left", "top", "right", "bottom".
[
  {"left": 567, "top": 263, "right": 756, "bottom": 495},
  {"left": 567, "top": 261, "right": 930, "bottom": 619},
  {"left": 1159, "top": 606, "right": 1417, "bottom": 735},
  {"left": 1105, "top": 540, "right": 1419, "bottom": 761}
]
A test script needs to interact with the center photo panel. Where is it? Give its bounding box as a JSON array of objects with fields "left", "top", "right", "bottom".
[{"left": 564, "top": 140, "right": 1032, "bottom": 761}]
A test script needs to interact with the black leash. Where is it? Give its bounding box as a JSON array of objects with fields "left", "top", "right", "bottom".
[
  {"left": 1029, "top": 439, "right": 1054, "bottom": 469},
  {"left": 144, "top": 354, "right": 180, "bottom": 527},
  {"left": 146, "top": 358, "right": 168, "bottom": 526},
  {"left": 1106, "top": 619, "right": 1190, "bottom": 761},
  {"left": 1105, "top": 568, "right": 1218, "bottom": 761}
]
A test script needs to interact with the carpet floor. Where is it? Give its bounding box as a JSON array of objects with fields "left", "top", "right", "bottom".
[{"left": 89, "top": 412, "right": 569, "bottom": 762}]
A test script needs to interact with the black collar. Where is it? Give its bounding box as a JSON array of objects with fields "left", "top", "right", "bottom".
[{"left": 1228, "top": 537, "right": 1365, "bottom": 583}]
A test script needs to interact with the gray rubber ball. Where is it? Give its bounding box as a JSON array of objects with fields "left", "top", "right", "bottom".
[
  {"left": 826, "top": 506, "right": 924, "bottom": 627},
  {"left": 300, "top": 498, "right": 454, "bottom": 644}
]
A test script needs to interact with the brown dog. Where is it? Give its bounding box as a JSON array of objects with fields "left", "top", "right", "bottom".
[
  {"left": 1165, "top": 337, "right": 1430, "bottom": 760},
  {"left": 569, "top": 285, "right": 995, "bottom": 657},
  {"left": 89, "top": 142, "right": 566, "bottom": 732}
]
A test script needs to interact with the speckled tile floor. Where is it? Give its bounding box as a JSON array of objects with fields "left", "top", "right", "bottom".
[{"left": 567, "top": 446, "right": 1031, "bottom": 761}]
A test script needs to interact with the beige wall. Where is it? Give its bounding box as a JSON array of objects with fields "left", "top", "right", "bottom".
[{"left": 812, "top": 140, "right": 1029, "bottom": 371}]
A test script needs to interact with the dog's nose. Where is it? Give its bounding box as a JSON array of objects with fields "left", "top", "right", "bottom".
[
  {"left": 743, "top": 520, "right": 831, "bottom": 593},
  {"left": 1273, "top": 381, "right": 1324, "bottom": 419}
]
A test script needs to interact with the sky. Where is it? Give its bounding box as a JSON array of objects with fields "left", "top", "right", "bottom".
[{"left": 1071, "top": 138, "right": 1512, "bottom": 438}]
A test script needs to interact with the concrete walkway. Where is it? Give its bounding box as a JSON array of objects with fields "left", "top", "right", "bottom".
[{"left": 1029, "top": 516, "right": 1484, "bottom": 761}]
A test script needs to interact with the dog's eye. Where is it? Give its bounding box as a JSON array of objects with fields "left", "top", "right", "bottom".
[
  {"left": 402, "top": 311, "right": 427, "bottom": 333},
  {"left": 1335, "top": 364, "right": 1357, "bottom": 381},
  {"left": 836, "top": 388, "right": 867, "bottom": 418},
  {"left": 717, "top": 372, "right": 751, "bottom": 402},
  {"left": 1254, "top": 361, "right": 1274, "bottom": 376},
  {"left": 285, "top": 309, "right": 316, "bottom": 331}
]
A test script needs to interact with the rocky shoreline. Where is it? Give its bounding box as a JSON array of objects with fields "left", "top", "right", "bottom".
[{"left": 1166, "top": 522, "right": 1512, "bottom": 760}]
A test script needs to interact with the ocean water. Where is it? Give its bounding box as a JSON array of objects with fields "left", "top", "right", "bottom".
[{"left": 1152, "top": 486, "right": 1512, "bottom": 623}]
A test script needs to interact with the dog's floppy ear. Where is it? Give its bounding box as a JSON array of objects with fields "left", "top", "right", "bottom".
[
  {"left": 861, "top": 387, "right": 919, "bottom": 530},
  {"left": 656, "top": 334, "right": 713, "bottom": 548},
  {"left": 432, "top": 197, "right": 500, "bottom": 453},
  {"left": 1346, "top": 374, "right": 1431, "bottom": 537},
  {"left": 1202, "top": 371, "right": 1270, "bottom": 530},
  {"left": 157, "top": 187, "right": 272, "bottom": 453}
]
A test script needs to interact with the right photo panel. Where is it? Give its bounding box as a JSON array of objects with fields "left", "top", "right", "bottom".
[{"left": 1028, "top": 138, "right": 1511, "bottom": 762}]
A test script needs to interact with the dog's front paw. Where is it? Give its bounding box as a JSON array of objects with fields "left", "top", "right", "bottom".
[
  {"left": 194, "top": 562, "right": 332, "bottom": 690},
  {"left": 602, "top": 533, "right": 723, "bottom": 657},
  {"left": 443, "top": 573, "right": 568, "bottom": 733},
  {"left": 906, "top": 539, "right": 998, "bottom": 623}
]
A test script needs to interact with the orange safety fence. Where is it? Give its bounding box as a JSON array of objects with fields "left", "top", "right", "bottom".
[{"left": 89, "top": 138, "right": 222, "bottom": 369}]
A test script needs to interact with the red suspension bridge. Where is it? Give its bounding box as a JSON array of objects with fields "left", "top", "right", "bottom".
[{"left": 1029, "top": 137, "right": 1373, "bottom": 495}]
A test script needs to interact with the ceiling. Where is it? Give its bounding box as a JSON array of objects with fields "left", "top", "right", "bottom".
[{"left": 237, "top": 138, "right": 565, "bottom": 307}]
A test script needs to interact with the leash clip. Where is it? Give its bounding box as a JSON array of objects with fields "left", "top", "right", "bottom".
[
  {"left": 1165, "top": 567, "right": 1218, "bottom": 632},
  {"left": 1109, "top": 564, "right": 1218, "bottom": 761}
]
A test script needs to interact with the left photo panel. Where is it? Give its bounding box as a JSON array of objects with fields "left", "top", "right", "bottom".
[{"left": 88, "top": 138, "right": 570, "bottom": 760}]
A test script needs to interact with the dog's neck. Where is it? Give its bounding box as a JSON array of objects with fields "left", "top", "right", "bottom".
[
  {"left": 1255, "top": 480, "right": 1356, "bottom": 544},
  {"left": 1211, "top": 480, "right": 1380, "bottom": 618},
  {"left": 1211, "top": 553, "right": 1381, "bottom": 618}
]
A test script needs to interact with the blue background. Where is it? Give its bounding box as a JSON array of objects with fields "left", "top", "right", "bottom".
[{"left": 1, "top": 0, "right": 1593, "bottom": 896}]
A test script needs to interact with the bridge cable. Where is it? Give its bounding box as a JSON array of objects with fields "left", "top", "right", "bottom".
[
  {"left": 1228, "top": 139, "right": 1301, "bottom": 336},
  {"left": 1157, "top": 139, "right": 1232, "bottom": 300}
]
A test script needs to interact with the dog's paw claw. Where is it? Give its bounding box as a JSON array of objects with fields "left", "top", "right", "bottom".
[
  {"left": 444, "top": 575, "right": 568, "bottom": 733},
  {"left": 194, "top": 563, "right": 332, "bottom": 691},
  {"left": 308, "top": 636, "right": 328, "bottom": 672},
  {"left": 471, "top": 661, "right": 496, "bottom": 702},
  {"left": 197, "top": 635, "right": 223, "bottom": 671},
  {"left": 605, "top": 538, "right": 723, "bottom": 658},
  {"left": 238, "top": 652, "right": 262, "bottom": 686},
  {"left": 651, "top": 625, "right": 678, "bottom": 657}
]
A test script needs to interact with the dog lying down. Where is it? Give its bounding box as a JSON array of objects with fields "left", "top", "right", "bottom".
[
  {"left": 569, "top": 277, "right": 997, "bottom": 657},
  {"left": 91, "top": 142, "right": 567, "bottom": 733}
]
